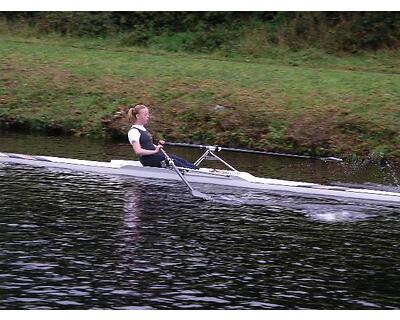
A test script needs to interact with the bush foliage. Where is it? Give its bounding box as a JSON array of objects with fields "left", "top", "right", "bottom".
[{"left": 1, "top": 12, "right": 399, "bottom": 54}]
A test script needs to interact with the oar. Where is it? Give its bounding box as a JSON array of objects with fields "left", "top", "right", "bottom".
[
  {"left": 160, "top": 148, "right": 211, "bottom": 201},
  {"left": 164, "top": 142, "right": 343, "bottom": 162}
]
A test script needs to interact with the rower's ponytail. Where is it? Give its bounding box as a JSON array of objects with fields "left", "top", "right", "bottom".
[{"left": 127, "top": 104, "right": 147, "bottom": 124}]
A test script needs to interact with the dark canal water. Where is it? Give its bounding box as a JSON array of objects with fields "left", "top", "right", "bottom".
[{"left": 0, "top": 131, "right": 399, "bottom": 309}]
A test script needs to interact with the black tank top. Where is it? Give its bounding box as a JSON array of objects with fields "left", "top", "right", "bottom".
[{"left": 130, "top": 126, "right": 165, "bottom": 167}]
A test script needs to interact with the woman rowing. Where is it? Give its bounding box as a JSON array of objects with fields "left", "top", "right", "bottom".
[{"left": 127, "top": 104, "right": 198, "bottom": 169}]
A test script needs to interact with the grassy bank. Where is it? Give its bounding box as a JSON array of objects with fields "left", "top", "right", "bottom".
[{"left": 0, "top": 36, "right": 399, "bottom": 159}]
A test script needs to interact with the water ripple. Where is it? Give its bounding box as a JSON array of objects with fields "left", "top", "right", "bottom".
[{"left": 0, "top": 162, "right": 400, "bottom": 309}]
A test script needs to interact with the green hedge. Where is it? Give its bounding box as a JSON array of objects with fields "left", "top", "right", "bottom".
[{"left": 1, "top": 12, "right": 399, "bottom": 53}]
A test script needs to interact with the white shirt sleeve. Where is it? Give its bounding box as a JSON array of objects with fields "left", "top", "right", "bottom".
[{"left": 128, "top": 128, "right": 140, "bottom": 144}]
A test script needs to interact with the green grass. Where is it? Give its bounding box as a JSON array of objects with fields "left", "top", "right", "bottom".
[{"left": 0, "top": 36, "right": 399, "bottom": 158}]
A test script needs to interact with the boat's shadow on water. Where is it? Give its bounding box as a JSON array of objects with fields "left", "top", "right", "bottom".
[
  {"left": 195, "top": 185, "right": 400, "bottom": 223},
  {"left": 2, "top": 163, "right": 398, "bottom": 224}
]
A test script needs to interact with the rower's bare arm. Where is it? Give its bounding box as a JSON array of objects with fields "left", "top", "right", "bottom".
[{"left": 132, "top": 142, "right": 162, "bottom": 156}]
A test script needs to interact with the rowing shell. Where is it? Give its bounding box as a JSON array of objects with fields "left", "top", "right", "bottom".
[{"left": 1, "top": 152, "right": 400, "bottom": 204}]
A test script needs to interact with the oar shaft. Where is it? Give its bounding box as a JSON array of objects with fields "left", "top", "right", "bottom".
[
  {"left": 164, "top": 142, "right": 224, "bottom": 158},
  {"left": 160, "top": 149, "right": 193, "bottom": 191},
  {"left": 164, "top": 142, "right": 215, "bottom": 150},
  {"left": 160, "top": 148, "right": 211, "bottom": 200},
  {"left": 222, "top": 147, "right": 342, "bottom": 162},
  {"left": 164, "top": 142, "right": 343, "bottom": 162}
]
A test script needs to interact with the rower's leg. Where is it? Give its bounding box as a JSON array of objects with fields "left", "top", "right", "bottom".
[{"left": 170, "top": 155, "right": 198, "bottom": 170}]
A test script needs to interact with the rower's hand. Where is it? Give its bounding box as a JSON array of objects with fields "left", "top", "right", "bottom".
[
  {"left": 155, "top": 144, "right": 163, "bottom": 152},
  {"left": 158, "top": 140, "right": 166, "bottom": 145}
]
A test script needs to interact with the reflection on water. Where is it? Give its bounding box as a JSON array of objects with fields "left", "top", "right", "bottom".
[{"left": 1, "top": 130, "right": 400, "bottom": 309}]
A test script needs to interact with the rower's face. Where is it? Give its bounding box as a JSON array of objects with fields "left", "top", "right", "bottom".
[{"left": 136, "top": 108, "right": 150, "bottom": 124}]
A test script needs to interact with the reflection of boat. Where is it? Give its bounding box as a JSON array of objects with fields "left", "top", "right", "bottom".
[{"left": 1, "top": 150, "right": 400, "bottom": 204}]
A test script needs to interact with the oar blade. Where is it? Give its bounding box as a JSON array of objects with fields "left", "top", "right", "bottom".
[
  {"left": 321, "top": 157, "right": 343, "bottom": 162},
  {"left": 191, "top": 190, "right": 212, "bottom": 201}
]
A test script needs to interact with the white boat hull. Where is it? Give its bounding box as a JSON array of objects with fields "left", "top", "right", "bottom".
[{"left": 1, "top": 152, "right": 400, "bottom": 204}]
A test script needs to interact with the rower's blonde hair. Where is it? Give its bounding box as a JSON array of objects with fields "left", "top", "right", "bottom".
[{"left": 127, "top": 104, "right": 148, "bottom": 124}]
